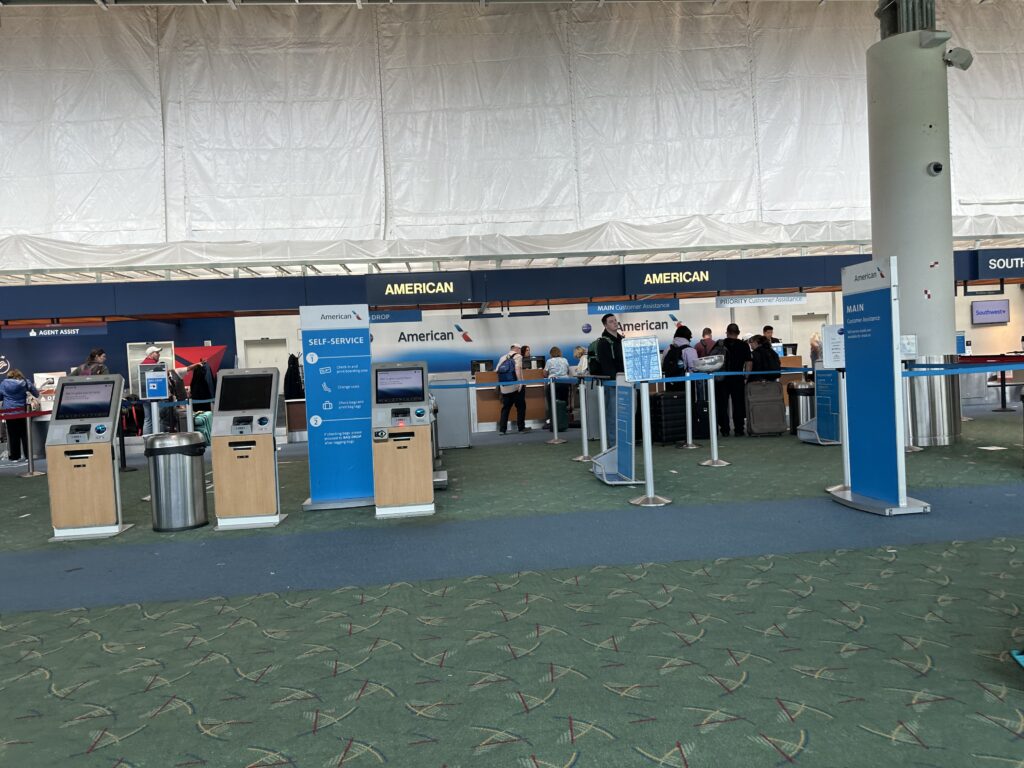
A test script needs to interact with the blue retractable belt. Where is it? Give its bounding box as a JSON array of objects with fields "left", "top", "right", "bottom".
[{"left": 1012, "top": 649, "right": 1024, "bottom": 671}]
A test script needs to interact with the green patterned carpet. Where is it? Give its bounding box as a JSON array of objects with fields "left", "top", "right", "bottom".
[{"left": 3, "top": 538, "right": 1023, "bottom": 766}]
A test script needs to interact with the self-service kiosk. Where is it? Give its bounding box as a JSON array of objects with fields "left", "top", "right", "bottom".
[
  {"left": 46, "top": 374, "right": 132, "bottom": 541},
  {"left": 371, "top": 362, "right": 435, "bottom": 518},
  {"left": 210, "top": 368, "right": 283, "bottom": 530}
]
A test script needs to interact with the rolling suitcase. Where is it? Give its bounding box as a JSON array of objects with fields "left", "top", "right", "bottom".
[
  {"left": 547, "top": 398, "right": 569, "bottom": 432},
  {"left": 691, "top": 399, "right": 711, "bottom": 440},
  {"left": 650, "top": 391, "right": 688, "bottom": 445},
  {"left": 745, "top": 380, "right": 786, "bottom": 436}
]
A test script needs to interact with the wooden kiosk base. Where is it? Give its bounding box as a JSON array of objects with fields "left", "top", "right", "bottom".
[
  {"left": 46, "top": 444, "right": 132, "bottom": 541},
  {"left": 211, "top": 434, "right": 284, "bottom": 530},
  {"left": 372, "top": 424, "right": 435, "bottom": 519}
]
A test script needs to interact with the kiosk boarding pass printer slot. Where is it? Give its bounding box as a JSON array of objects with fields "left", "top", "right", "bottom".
[
  {"left": 46, "top": 374, "right": 132, "bottom": 541},
  {"left": 371, "top": 362, "right": 435, "bottom": 518},
  {"left": 210, "top": 368, "right": 283, "bottom": 530}
]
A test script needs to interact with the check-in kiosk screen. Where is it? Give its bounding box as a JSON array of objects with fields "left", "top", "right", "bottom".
[
  {"left": 54, "top": 382, "right": 116, "bottom": 420},
  {"left": 218, "top": 375, "right": 275, "bottom": 412},
  {"left": 376, "top": 368, "right": 425, "bottom": 404}
]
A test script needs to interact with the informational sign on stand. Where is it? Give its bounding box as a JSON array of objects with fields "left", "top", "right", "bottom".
[
  {"left": 821, "top": 324, "right": 846, "bottom": 369},
  {"left": 591, "top": 375, "right": 638, "bottom": 486},
  {"left": 622, "top": 336, "right": 662, "bottom": 383},
  {"left": 814, "top": 369, "right": 841, "bottom": 443},
  {"left": 300, "top": 305, "right": 374, "bottom": 510},
  {"left": 832, "top": 258, "right": 927, "bottom": 515}
]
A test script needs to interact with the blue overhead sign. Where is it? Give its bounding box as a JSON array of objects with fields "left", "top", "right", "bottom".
[
  {"left": 977, "top": 249, "right": 1024, "bottom": 279},
  {"left": 300, "top": 305, "right": 374, "bottom": 509},
  {"left": 367, "top": 271, "right": 473, "bottom": 306},
  {"left": 588, "top": 299, "right": 679, "bottom": 315},
  {"left": 370, "top": 309, "right": 423, "bottom": 324},
  {"left": 623, "top": 262, "right": 724, "bottom": 294}
]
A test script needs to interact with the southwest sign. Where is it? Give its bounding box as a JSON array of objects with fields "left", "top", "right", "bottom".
[
  {"left": 977, "top": 249, "right": 1024, "bottom": 279},
  {"left": 367, "top": 271, "right": 472, "bottom": 305}
]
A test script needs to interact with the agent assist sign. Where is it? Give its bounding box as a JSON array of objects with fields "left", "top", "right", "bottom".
[{"left": 367, "top": 271, "right": 473, "bottom": 305}]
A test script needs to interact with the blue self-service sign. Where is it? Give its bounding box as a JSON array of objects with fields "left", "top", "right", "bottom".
[
  {"left": 840, "top": 258, "right": 906, "bottom": 507},
  {"left": 300, "top": 305, "right": 373, "bottom": 509}
]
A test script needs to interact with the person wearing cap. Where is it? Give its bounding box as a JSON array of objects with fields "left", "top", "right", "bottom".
[{"left": 139, "top": 346, "right": 198, "bottom": 435}]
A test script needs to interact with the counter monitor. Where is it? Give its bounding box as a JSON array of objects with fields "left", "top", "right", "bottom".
[
  {"left": 375, "top": 367, "right": 425, "bottom": 405},
  {"left": 471, "top": 359, "right": 493, "bottom": 373},
  {"left": 54, "top": 381, "right": 116, "bottom": 421},
  {"left": 217, "top": 374, "right": 276, "bottom": 412},
  {"left": 971, "top": 298, "right": 1010, "bottom": 326}
]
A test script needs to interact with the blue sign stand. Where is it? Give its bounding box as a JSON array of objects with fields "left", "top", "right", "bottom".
[
  {"left": 591, "top": 375, "right": 640, "bottom": 486},
  {"left": 806, "top": 368, "right": 841, "bottom": 445},
  {"left": 300, "top": 305, "right": 374, "bottom": 511},
  {"left": 829, "top": 258, "right": 928, "bottom": 515}
]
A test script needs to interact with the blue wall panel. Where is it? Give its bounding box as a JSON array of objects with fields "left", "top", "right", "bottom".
[
  {"left": 0, "top": 284, "right": 117, "bottom": 322},
  {"left": 114, "top": 278, "right": 307, "bottom": 316}
]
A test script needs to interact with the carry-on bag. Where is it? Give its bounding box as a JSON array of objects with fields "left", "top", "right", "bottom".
[{"left": 745, "top": 381, "right": 786, "bottom": 436}]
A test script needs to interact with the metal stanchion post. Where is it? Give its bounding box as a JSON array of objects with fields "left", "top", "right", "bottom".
[
  {"left": 118, "top": 405, "right": 137, "bottom": 473},
  {"left": 546, "top": 380, "right": 566, "bottom": 445},
  {"left": 630, "top": 381, "right": 670, "bottom": 506},
  {"left": 676, "top": 377, "right": 699, "bottom": 449},
  {"left": 700, "top": 375, "right": 729, "bottom": 468},
  {"left": 186, "top": 399, "right": 195, "bottom": 433},
  {"left": 903, "top": 372, "right": 922, "bottom": 453},
  {"left": 827, "top": 370, "right": 852, "bottom": 493},
  {"left": 18, "top": 411, "right": 46, "bottom": 478},
  {"left": 573, "top": 379, "right": 592, "bottom": 462},
  {"left": 151, "top": 401, "right": 162, "bottom": 436},
  {"left": 597, "top": 380, "right": 608, "bottom": 453}
]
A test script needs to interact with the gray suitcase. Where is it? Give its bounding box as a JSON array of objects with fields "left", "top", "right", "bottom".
[{"left": 745, "top": 380, "right": 786, "bottom": 436}]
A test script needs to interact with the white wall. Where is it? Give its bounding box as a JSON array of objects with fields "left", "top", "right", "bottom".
[
  {"left": 233, "top": 315, "right": 301, "bottom": 367},
  {"left": 955, "top": 285, "right": 1024, "bottom": 354}
]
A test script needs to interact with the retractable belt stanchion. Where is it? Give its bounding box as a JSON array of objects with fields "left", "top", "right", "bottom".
[
  {"left": 630, "top": 381, "right": 670, "bottom": 507},
  {"left": 18, "top": 410, "right": 46, "bottom": 478},
  {"left": 903, "top": 366, "right": 923, "bottom": 453},
  {"left": 826, "top": 369, "right": 852, "bottom": 495},
  {"left": 597, "top": 380, "right": 609, "bottom": 453},
  {"left": 573, "top": 378, "right": 593, "bottom": 462},
  {"left": 118, "top": 408, "right": 136, "bottom": 473},
  {"left": 677, "top": 377, "right": 699, "bottom": 450},
  {"left": 699, "top": 374, "right": 729, "bottom": 468},
  {"left": 546, "top": 379, "right": 566, "bottom": 445},
  {"left": 185, "top": 399, "right": 195, "bottom": 433}
]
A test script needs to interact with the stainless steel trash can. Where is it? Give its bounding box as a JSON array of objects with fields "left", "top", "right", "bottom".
[
  {"left": 144, "top": 432, "right": 208, "bottom": 532},
  {"left": 787, "top": 382, "right": 816, "bottom": 435}
]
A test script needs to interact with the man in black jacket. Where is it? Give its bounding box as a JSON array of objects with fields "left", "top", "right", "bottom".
[
  {"left": 594, "top": 314, "right": 624, "bottom": 446},
  {"left": 716, "top": 323, "right": 752, "bottom": 437}
]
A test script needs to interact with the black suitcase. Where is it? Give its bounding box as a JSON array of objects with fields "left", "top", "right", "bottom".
[
  {"left": 691, "top": 399, "right": 711, "bottom": 440},
  {"left": 746, "top": 380, "right": 786, "bottom": 436},
  {"left": 650, "top": 392, "right": 689, "bottom": 445}
]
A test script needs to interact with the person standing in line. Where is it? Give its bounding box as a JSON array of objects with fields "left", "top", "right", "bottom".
[
  {"left": 543, "top": 346, "right": 571, "bottom": 430},
  {"left": 1, "top": 369, "right": 40, "bottom": 464},
  {"left": 694, "top": 327, "right": 717, "bottom": 357},
  {"left": 716, "top": 323, "right": 752, "bottom": 437},
  {"left": 72, "top": 348, "right": 109, "bottom": 376},
  {"left": 593, "top": 313, "right": 624, "bottom": 445},
  {"left": 572, "top": 345, "right": 589, "bottom": 376},
  {"left": 662, "top": 326, "right": 698, "bottom": 392},
  {"left": 496, "top": 344, "right": 531, "bottom": 435},
  {"left": 748, "top": 335, "right": 782, "bottom": 382}
]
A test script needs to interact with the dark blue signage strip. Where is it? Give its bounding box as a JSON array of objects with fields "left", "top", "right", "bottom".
[
  {"left": 367, "top": 271, "right": 473, "bottom": 306},
  {"left": 977, "top": 249, "right": 1024, "bottom": 280},
  {"left": 370, "top": 309, "right": 424, "bottom": 324},
  {"left": 623, "top": 262, "right": 724, "bottom": 295},
  {"left": 2, "top": 324, "right": 108, "bottom": 339},
  {"left": 616, "top": 383, "right": 634, "bottom": 479},
  {"left": 814, "top": 369, "right": 841, "bottom": 443}
]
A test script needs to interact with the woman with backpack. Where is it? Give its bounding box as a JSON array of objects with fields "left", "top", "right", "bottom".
[
  {"left": 1, "top": 369, "right": 41, "bottom": 463},
  {"left": 495, "top": 344, "right": 530, "bottom": 435}
]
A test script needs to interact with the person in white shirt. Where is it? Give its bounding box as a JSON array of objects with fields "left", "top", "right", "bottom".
[
  {"left": 543, "top": 346, "right": 571, "bottom": 430},
  {"left": 572, "top": 345, "right": 588, "bottom": 376}
]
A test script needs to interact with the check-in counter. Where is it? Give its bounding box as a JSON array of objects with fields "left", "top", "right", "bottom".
[
  {"left": 780, "top": 355, "right": 803, "bottom": 406},
  {"left": 473, "top": 369, "right": 547, "bottom": 431}
]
